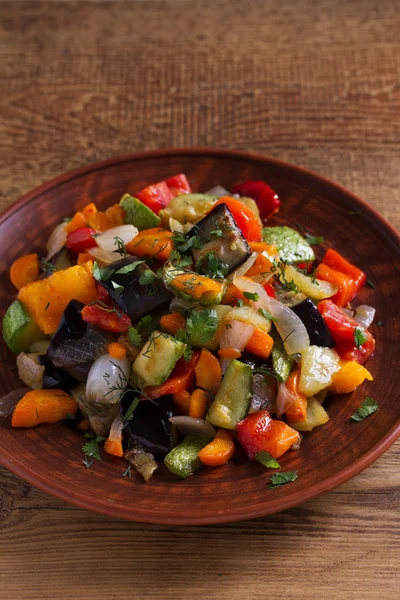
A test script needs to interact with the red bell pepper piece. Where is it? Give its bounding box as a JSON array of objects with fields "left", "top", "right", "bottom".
[
  {"left": 263, "top": 282, "right": 276, "bottom": 298},
  {"left": 213, "top": 197, "right": 262, "bottom": 242},
  {"left": 318, "top": 300, "right": 375, "bottom": 364},
  {"left": 232, "top": 180, "right": 280, "bottom": 222},
  {"left": 136, "top": 174, "right": 192, "bottom": 215},
  {"left": 66, "top": 227, "right": 97, "bottom": 254},
  {"left": 237, "top": 410, "right": 300, "bottom": 460},
  {"left": 81, "top": 286, "right": 131, "bottom": 333},
  {"left": 165, "top": 174, "right": 191, "bottom": 197},
  {"left": 316, "top": 249, "right": 366, "bottom": 306},
  {"left": 144, "top": 352, "right": 199, "bottom": 399}
]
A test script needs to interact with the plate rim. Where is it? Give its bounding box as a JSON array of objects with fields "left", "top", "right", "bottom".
[{"left": 1, "top": 147, "right": 399, "bottom": 525}]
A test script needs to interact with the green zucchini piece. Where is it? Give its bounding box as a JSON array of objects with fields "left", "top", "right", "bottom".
[
  {"left": 2, "top": 300, "right": 43, "bottom": 353},
  {"left": 290, "top": 397, "right": 329, "bottom": 431},
  {"left": 164, "top": 435, "right": 210, "bottom": 478},
  {"left": 120, "top": 194, "right": 161, "bottom": 230},
  {"left": 262, "top": 226, "right": 315, "bottom": 264},
  {"left": 207, "top": 359, "right": 252, "bottom": 430},
  {"left": 159, "top": 193, "right": 218, "bottom": 228},
  {"left": 270, "top": 327, "right": 293, "bottom": 382},
  {"left": 131, "top": 330, "right": 185, "bottom": 387}
]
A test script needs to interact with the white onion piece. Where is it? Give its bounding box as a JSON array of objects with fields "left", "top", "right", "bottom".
[
  {"left": 354, "top": 305, "right": 376, "bottom": 329},
  {"left": 108, "top": 414, "right": 124, "bottom": 442},
  {"left": 205, "top": 185, "right": 230, "bottom": 197},
  {"left": 276, "top": 382, "right": 297, "bottom": 417},
  {"left": 46, "top": 222, "right": 67, "bottom": 260},
  {"left": 228, "top": 253, "right": 257, "bottom": 280},
  {"left": 219, "top": 319, "right": 254, "bottom": 351},
  {"left": 169, "top": 297, "right": 196, "bottom": 313},
  {"left": 16, "top": 352, "right": 44, "bottom": 390},
  {"left": 0, "top": 388, "right": 30, "bottom": 417},
  {"left": 341, "top": 307, "right": 354, "bottom": 318},
  {"left": 88, "top": 247, "right": 121, "bottom": 266},
  {"left": 86, "top": 354, "right": 130, "bottom": 405},
  {"left": 96, "top": 225, "right": 138, "bottom": 252},
  {"left": 234, "top": 276, "right": 310, "bottom": 355},
  {"left": 169, "top": 416, "right": 216, "bottom": 438}
]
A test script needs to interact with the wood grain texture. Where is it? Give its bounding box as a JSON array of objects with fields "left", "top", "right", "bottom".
[{"left": 0, "top": 1, "right": 399, "bottom": 599}]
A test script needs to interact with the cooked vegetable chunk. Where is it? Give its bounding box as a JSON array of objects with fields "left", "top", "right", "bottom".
[
  {"left": 164, "top": 434, "right": 210, "bottom": 478},
  {"left": 207, "top": 359, "right": 252, "bottom": 430},
  {"left": 120, "top": 194, "right": 161, "bottom": 230},
  {"left": 2, "top": 300, "right": 43, "bottom": 353},
  {"left": 291, "top": 298, "right": 335, "bottom": 348},
  {"left": 262, "top": 226, "right": 315, "bottom": 263},
  {"left": 131, "top": 330, "right": 186, "bottom": 387}
]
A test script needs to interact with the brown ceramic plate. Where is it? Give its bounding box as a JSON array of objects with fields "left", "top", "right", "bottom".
[{"left": 0, "top": 148, "right": 399, "bottom": 524}]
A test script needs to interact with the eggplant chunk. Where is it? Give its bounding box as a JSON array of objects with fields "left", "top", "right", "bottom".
[
  {"left": 123, "top": 398, "right": 177, "bottom": 458},
  {"left": 98, "top": 256, "right": 171, "bottom": 320},
  {"left": 291, "top": 298, "right": 335, "bottom": 348},
  {"left": 46, "top": 300, "right": 113, "bottom": 381},
  {"left": 188, "top": 204, "right": 251, "bottom": 274}
]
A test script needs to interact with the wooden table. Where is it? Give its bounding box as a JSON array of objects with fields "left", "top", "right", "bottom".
[{"left": 1, "top": 2, "right": 399, "bottom": 599}]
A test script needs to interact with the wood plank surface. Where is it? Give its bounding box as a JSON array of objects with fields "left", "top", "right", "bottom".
[{"left": 0, "top": 1, "right": 399, "bottom": 599}]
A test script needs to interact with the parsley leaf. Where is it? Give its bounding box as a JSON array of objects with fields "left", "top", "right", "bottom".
[
  {"left": 128, "top": 326, "right": 142, "bottom": 347},
  {"left": 183, "top": 346, "right": 193, "bottom": 362},
  {"left": 114, "top": 236, "right": 127, "bottom": 257},
  {"left": 256, "top": 451, "right": 281, "bottom": 469},
  {"left": 269, "top": 471, "right": 298, "bottom": 487},
  {"left": 186, "top": 309, "right": 219, "bottom": 345},
  {"left": 111, "top": 280, "right": 124, "bottom": 297},
  {"left": 92, "top": 261, "right": 103, "bottom": 282},
  {"left": 82, "top": 434, "right": 106, "bottom": 461},
  {"left": 137, "top": 315, "right": 153, "bottom": 332},
  {"left": 115, "top": 260, "right": 144, "bottom": 276},
  {"left": 377, "top": 320, "right": 384, "bottom": 327},
  {"left": 210, "top": 229, "right": 223, "bottom": 237},
  {"left": 258, "top": 307, "right": 274, "bottom": 321},
  {"left": 351, "top": 397, "right": 379, "bottom": 421},
  {"left": 304, "top": 233, "right": 324, "bottom": 246},
  {"left": 170, "top": 249, "right": 193, "bottom": 268},
  {"left": 196, "top": 252, "right": 229, "bottom": 279},
  {"left": 237, "top": 299, "right": 244, "bottom": 308},
  {"left": 139, "top": 269, "right": 157, "bottom": 286},
  {"left": 354, "top": 327, "right": 368, "bottom": 349},
  {"left": 243, "top": 291, "right": 259, "bottom": 302},
  {"left": 172, "top": 230, "right": 202, "bottom": 253}
]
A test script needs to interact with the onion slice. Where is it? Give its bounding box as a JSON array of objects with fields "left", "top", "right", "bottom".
[
  {"left": 86, "top": 353, "right": 131, "bottom": 405},
  {"left": 88, "top": 247, "right": 122, "bottom": 266},
  {"left": 276, "top": 382, "right": 297, "bottom": 417},
  {"left": 354, "top": 305, "right": 376, "bottom": 329},
  {"left": 108, "top": 414, "right": 124, "bottom": 442},
  {"left": 219, "top": 319, "right": 254, "bottom": 351},
  {"left": 169, "top": 416, "right": 216, "bottom": 438},
  {"left": 233, "top": 276, "right": 310, "bottom": 355},
  {"left": 96, "top": 225, "right": 138, "bottom": 252},
  {"left": 228, "top": 253, "right": 257, "bottom": 280},
  {"left": 46, "top": 222, "right": 67, "bottom": 260}
]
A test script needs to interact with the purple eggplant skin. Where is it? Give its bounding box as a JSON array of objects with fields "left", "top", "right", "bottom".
[
  {"left": 98, "top": 256, "right": 171, "bottom": 321},
  {"left": 291, "top": 298, "right": 335, "bottom": 348},
  {"left": 123, "top": 395, "right": 178, "bottom": 458},
  {"left": 46, "top": 300, "right": 113, "bottom": 380},
  {"left": 187, "top": 203, "right": 251, "bottom": 274}
]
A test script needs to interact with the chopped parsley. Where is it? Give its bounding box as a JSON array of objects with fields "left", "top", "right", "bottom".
[
  {"left": 210, "top": 229, "right": 223, "bottom": 237},
  {"left": 351, "top": 397, "right": 379, "bottom": 421},
  {"left": 243, "top": 291, "right": 259, "bottom": 302},
  {"left": 128, "top": 326, "right": 142, "bottom": 347},
  {"left": 304, "top": 233, "right": 324, "bottom": 246},
  {"left": 185, "top": 308, "right": 219, "bottom": 345},
  {"left": 237, "top": 299, "right": 244, "bottom": 308},
  {"left": 256, "top": 451, "right": 281, "bottom": 469},
  {"left": 354, "top": 327, "right": 368, "bottom": 349},
  {"left": 172, "top": 230, "right": 202, "bottom": 253},
  {"left": 269, "top": 471, "right": 298, "bottom": 487},
  {"left": 196, "top": 252, "right": 229, "bottom": 279},
  {"left": 82, "top": 433, "right": 107, "bottom": 462},
  {"left": 40, "top": 258, "right": 57, "bottom": 274},
  {"left": 258, "top": 307, "right": 274, "bottom": 321},
  {"left": 138, "top": 269, "right": 158, "bottom": 286}
]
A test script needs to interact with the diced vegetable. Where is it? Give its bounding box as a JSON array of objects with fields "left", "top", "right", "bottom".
[
  {"left": 232, "top": 180, "right": 280, "bottom": 222},
  {"left": 299, "top": 346, "right": 341, "bottom": 396},
  {"left": 126, "top": 227, "right": 172, "bottom": 262},
  {"left": 160, "top": 312, "right": 186, "bottom": 335},
  {"left": 194, "top": 348, "right": 222, "bottom": 394},
  {"left": 10, "top": 253, "right": 40, "bottom": 290},
  {"left": 270, "top": 327, "right": 294, "bottom": 382},
  {"left": 46, "top": 222, "right": 68, "bottom": 260},
  {"left": 132, "top": 330, "right": 186, "bottom": 387},
  {"left": 124, "top": 399, "right": 175, "bottom": 458},
  {"left": 354, "top": 305, "right": 376, "bottom": 329},
  {"left": 96, "top": 225, "right": 138, "bottom": 253},
  {"left": 144, "top": 352, "right": 198, "bottom": 399},
  {"left": 245, "top": 328, "right": 274, "bottom": 360},
  {"left": 159, "top": 193, "right": 217, "bottom": 227},
  {"left": 66, "top": 227, "right": 98, "bottom": 254},
  {"left": 213, "top": 197, "right": 262, "bottom": 242},
  {"left": 207, "top": 359, "right": 252, "bottom": 430},
  {"left": 163, "top": 263, "right": 227, "bottom": 305},
  {"left": 164, "top": 434, "right": 210, "bottom": 479},
  {"left": 291, "top": 397, "right": 329, "bottom": 432},
  {"left": 65, "top": 211, "right": 87, "bottom": 234},
  {"left": 81, "top": 301, "right": 132, "bottom": 333},
  {"left": 124, "top": 445, "right": 158, "bottom": 481},
  {"left": 86, "top": 353, "right": 130, "bottom": 404},
  {"left": 164, "top": 174, "right": 192, "bottom": 196},
  {"left": 284, "top": 370, "right": 307, "bottom": 423},
  {"left": 104, "top": 414, "right": 124, "bottom": 457},
  {"left": 16, "top": 352, "right": 45, "bottom": 390},
  {"left": 250, "top": 372, "right": 277, "bottom": 414},
  {"left": 188, "top": 203, "right": 251, "bottom": 273},
  {"left": 169, "top": 416, "right": 216, "bottom": 438},
  {"left": 225, "top": 305, "right": 272, "bottom": 332},
  {"left": 11, "top": 389, "right": 77, "bottom": 428},
  {"left": 189, "top": 388, "right": 208, "bottom": 418},
  {"left": 198, "top": 429, "right": 235, "bottom": 467},
  {"left": 330, "top": 360, "right": 373, "bottom": 394},
  {"left": 237, "top": 410, "right": 300, "bottom": 459},
  {"left": 316, "top": 249, "right": 366, "bottom": 306},
  {"left": 318, "top": 300, "right": 375, "bottom": 364},
  {"left": 120, "top": 194, "right": 161, "bottom": 230},
  {"left": 284, "top": 265, "right": 337, "bottom": 300},
  {"left": 291, "top": 298, "right": 335, "bottom": 348},
  {"left": 172, "top": 389, "right": 192, "bottom": 414},
  {"left": 262, "top": 226, "right": 315, "bottom": 264},
  {"left": 97, "top": 256, "right": 171, "bottom": 320},
  {"left": 107, "top": 342, "right": 127, "bottom": 360},
  {"left": 18, "top": 263, "right": 98, "bottom": 335},
  {"left": 2, "top": 299, "right": 44, "bottom": 353}
]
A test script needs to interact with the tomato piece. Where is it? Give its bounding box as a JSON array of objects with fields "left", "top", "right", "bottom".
[
  {"left": 66, "top": 227, "right": 97, "bottom": 254},
  {"left": 144, "top": 352, "right": 199, "bottom": 399},
  {"left": 81, "top": 289, "right": 131, "bottom": 333},
  {"left": 165, "top": 174, "right": 191, "bottom": 196},
  {"left": 137, "top": 182, "right": 172, "bottom": 215},
  {"left": 232, "top": 180, "right": 280, "bottom": 222},
  {"left": 237, "top": 410, "right": 300, "bottom": 459},
  {"left": 318, "top": 300, "right": 375, "bottom": 364},
  {"left": 214, "top": 197, "right": 262, "bottom": 242}
]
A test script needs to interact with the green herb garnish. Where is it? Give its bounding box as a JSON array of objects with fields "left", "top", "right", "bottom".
[
  {"left": 243, "top": 291, "right": 259, "bottom": 302},
  {"left": 351, "top": 397, "right": 379, "bottom": 421},
  {"left": 185, "top": 308, "right": 219, "bottom": 345},
  {"left": 304, "top": 234, "right": 324, "bottom": 245},
  {"left": 138, "top": 269, "right": 158, "bottom": 286},
  {"left": 366, "top": 279, "right": 375, "bottom": 289},
  {"left": 196, "top": 252, "right": 229, "bottom": 279},
  {"left": 128, "top": 326, "right": 142, "bottom": 347},
  {"left": 354, "top": 327, "right": 368, "bottom": 349},
  {"left": 258, "top": 307, "right": 274, "bottom": 321},
  {"left": 269, "top": 471, "right": 298, "bottom": 487},
  {"left": 256, "top": 451, "right": 281, "bottom": 469},
  {"left": 114, "top": 236, "right": 127, "bottom": 257},
  {"left": 82, "top": 434, "right": 106, "bottom": 462}
]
